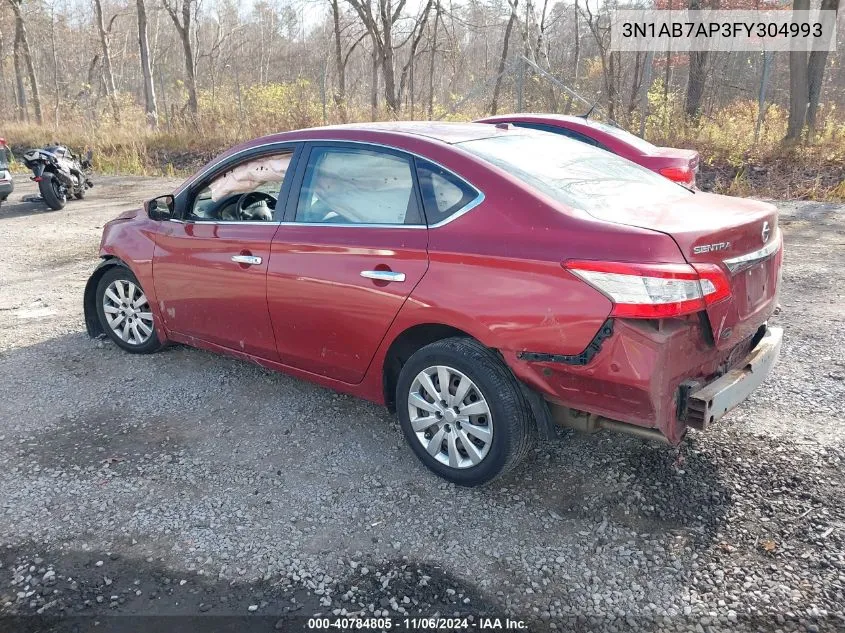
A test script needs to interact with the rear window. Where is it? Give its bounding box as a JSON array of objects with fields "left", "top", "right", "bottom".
[
  {"left": 458, "top": 133, "right": 690, "bottom": 216},
  {"left": 586, "top": 121, "right": 657, "bottom": 154}
]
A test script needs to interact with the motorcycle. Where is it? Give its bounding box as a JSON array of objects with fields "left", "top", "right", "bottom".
[{"left": 22, "top": 145, "right": 93, "bottom": 210}]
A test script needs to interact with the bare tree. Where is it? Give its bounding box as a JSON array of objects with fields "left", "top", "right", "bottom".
[
  {"left": 490, "top": 0, "right": 518, "bottom": 115},
  {"left": 93, "top": 0, "right": 121, "bottom": 121},
  {"left": 331, "top": 0, "right": 346, "bottom": 106},
  {"left": 785, "top": 0, "right": 810, "bottom": 141},
  {"left": 10, "top": 21, "right": 27, "bottom": 120},
  {"left": 806, "top": 0, "right": 841, "bottom": 135},
  {"left": 344, "top": 0, "right": 429, "bottom": 112},
  {"left": 7, "top": 0, "right": 42, "bottom": 124},
  {"left": 329, "top": 0, "right": 367, "bottom": 119},
  {"left": 137, "top": 0, "right": 158, "bottom": 127},
  {"left": 581, "top": 0, "right": 616, "bottom": 120},
  {"left": 427, "top": 0, "right": 440, "bottom": 118},
  {"left": 162, "top": 0, "right": 199, "bottom": 116},
  {"left": 398, "top": 0, "right": 434, "bottom": 106}
]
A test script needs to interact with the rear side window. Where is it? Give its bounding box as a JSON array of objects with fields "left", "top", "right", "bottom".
[
  {"left": 295, "top": 147, "right": 422, "bottom": 225},
  {"left": 415, "top": 160, "right": 478, "bottom": 225},
  {"left": 512, "top": 122, "right": 608, "bottom": 151}
]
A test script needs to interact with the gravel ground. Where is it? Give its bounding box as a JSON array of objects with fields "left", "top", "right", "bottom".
[{"left": 0, "top": 176, "right": 843, "bottom": 632}]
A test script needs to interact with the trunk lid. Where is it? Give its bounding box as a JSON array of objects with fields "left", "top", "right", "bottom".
[{"left": 586, "top": 192, "right": 782, "bottom": 348}]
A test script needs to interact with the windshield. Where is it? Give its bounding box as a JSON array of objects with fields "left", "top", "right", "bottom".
[
  {"left": 459, "top": 133, "right": 691, "bottom": 216},
  {"left": 586, "top": 121, "right": 657, "bottom": 154}
]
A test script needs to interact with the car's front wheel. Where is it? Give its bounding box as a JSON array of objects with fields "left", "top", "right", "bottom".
[
  {"left": 95, "top": 266, "right": 163, "bottom": 354},
  {"left": 396, "top": 337, "right": 535, "bottom": 486}
]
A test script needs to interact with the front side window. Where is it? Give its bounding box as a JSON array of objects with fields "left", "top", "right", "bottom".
[
  {"left": 416, "top": 160, "right": 478, "bottom": 225},
  {"left": 295, "top": 147, "right": 421, "bottom": 225},
  {"left": 190, "top": 152, "right": 292, "bottom": 222}
]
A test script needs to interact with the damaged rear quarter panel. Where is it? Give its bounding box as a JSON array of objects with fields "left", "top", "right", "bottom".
[{"left": 507, "top": 317, "right": 747, "bottom": 444}]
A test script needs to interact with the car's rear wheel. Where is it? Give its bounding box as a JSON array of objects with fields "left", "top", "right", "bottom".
[
  {"left": 95, "top": 266, "right": 163, "bottom": 354},
  {"left": 38, "top": 173, "right": 66, "bottom": 210},
  {"left": 396, "top": 337, "right": 534, "bottom": 486}
]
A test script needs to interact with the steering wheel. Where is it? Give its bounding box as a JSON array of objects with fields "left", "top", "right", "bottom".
[{"left": 235, "top": 191, "right": 276, "bottom": 221}]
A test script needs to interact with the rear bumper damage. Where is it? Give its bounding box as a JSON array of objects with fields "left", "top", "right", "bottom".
[
  {"left": 509, "top": 319, "right": 783, "bottom": 445},
  {"left": 684, "top": 326, "right": 782, "bottom": 429}
]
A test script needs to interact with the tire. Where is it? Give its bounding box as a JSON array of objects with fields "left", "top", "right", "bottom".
[
  {"left": 95, "top": 266, "right": 163, "bottom": 354},
  {"left": 38, "top": 173, "right": 66, "bottom": 210},
  {"left": 395, "top": 337, "right": 535, "bottom": 486}
]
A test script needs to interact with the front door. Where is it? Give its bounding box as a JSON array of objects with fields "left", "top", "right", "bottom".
[
  {"left": 268, "top": 143, "right": 429, "bottom": 383},
  {"left": 152, "top": 148, "right": 295, "bottom": 360}
]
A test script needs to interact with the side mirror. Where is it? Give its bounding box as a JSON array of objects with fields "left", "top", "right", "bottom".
[{"left": 146, "top": 194, "right": 175, "bottom": 221}]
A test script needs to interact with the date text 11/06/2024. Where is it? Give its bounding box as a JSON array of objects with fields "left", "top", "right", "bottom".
[{"left": 306, "top": 617, "right": 528, "bottom": 630}]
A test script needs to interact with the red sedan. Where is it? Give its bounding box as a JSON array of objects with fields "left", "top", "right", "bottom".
[
  {"left": 476, "top": 114, "right": 700, "bottom": 187},
  {"left": 84, "top": 122, "right": 782, "bottom": 486}
]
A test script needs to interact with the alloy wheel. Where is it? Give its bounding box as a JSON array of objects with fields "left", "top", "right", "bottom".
[
  {"left": 407, "top": 365, "right": 493, "bottom": 469},
  {"left": 102, "top": 279, "right": 154, "bottom": 345}
]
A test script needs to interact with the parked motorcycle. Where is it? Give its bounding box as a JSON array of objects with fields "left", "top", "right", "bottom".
[{"left": 22, "top": 145, "right": 93, "bottom": 210}]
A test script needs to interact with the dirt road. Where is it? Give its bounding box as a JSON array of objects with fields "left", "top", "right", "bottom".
[{"left": 1, "top": 175, "right": 843, "bottom": 632}]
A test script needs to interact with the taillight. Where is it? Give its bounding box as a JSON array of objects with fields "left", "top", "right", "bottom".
[
  {"left": 563, "top": 260, "right": 731, "bottom": 319},
  {"left": 658, "top": 166, "right": 694, "bottom": 185}
]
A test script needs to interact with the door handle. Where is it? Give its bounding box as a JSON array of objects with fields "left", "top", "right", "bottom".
[
  {"left": 231, "top": 255, "right": 262, "bottom": 265},
  {"left": 360, "top": 270, "right": 406, "bottom": 282}
]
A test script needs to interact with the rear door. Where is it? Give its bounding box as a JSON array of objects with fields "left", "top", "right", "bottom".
[{"left": 267, "top": 143, "right": 429, "bottom": 384}]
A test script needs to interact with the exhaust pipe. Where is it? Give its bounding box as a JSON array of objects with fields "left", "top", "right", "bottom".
[{"left": 550, "top": 405, "right": 671, "bottom": 444}]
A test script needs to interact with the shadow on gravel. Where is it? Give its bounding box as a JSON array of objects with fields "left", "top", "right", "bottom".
[
  {"left": 0, "top": 197, "right": 60, "bottom": 220},
  {"left": 19, "top": 408, "right": 185, "bottom": 471},
  {"left": 0, "top": 546, "right": 497, "bottom": 633},
  {"left": 528, "top": 431, "right": 732, "bottom": 541}
]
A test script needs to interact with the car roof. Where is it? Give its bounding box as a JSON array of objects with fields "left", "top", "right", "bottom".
[
  {"left": 245, "top": 121, "right": 507, "bottom": 148},
  {"left": 179, "top": 121, "right": 526, "bottom": 194}
]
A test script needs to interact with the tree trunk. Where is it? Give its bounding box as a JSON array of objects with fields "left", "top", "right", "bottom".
[
  {"left": 330, "top": 0, "right": 346, "bottom": 108},
  {"left": 683, "top": 0, "right": 708, "bottom": 119},
  {"left": 490, "top": 0, "right": 517, "bottom": 115},
  {"left": 381, "top": 35, "right": 398, "bottom": 112},
  {"left": 806, "top": 49, "right": 828, "bottom": 136},
  {"left": 370, "top": 45, "right": 378, "bottom": 120},
  {"left": 12, "top": 21, "right": 27, "bottom": 121},
  {"left": 8, "top": 0, "right": 42, "bottom": 124},
  {"left": 0, "top": 27, "right": 7, "bottom": 112},
  {"left": 180, "top": 6, "right": 198, "bottom": 116},
  {"left": 685, "top": 50, "right": 708, "bottom": 119},
  {"left": 427, "top": 2, "right": 439, "bottom": 118},
  {"left": 50, "top": 0, "right": 60, "bottom": 128},
  {"left": 564, "top": 0, "right": 579, "bottom": 114},
  {"left": 605, "top": 50, "right": 617, "bottom": 121},
  {"left": 785, "top": 50, "right": 808, "bottom": 141},
  {"left": 806, "top": 0, "right": 840, "bottom": 135},
  {"left": 785, "top": 0, "right": 811, "bottom": 141},
  {"left": 93, "top": 0, "right": 120, "bottom": 121},
  {"left": 137, "top": 0, "right": 158, "bottom": 127},
  {"left": 627, "top": 51, "right": 644, "bottom": 117},
  {"left": 163, "top": 0, "right": 198, "bottom": 117}
]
